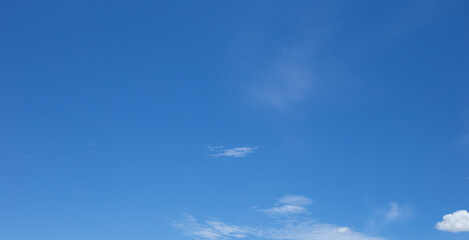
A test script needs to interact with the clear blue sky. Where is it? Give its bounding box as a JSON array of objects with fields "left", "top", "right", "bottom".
[{"left": 1, "top": 1, "right": 468, "bottom": 240}]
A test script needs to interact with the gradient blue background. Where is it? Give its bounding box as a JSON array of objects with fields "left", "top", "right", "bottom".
[{"left": 1, "top": 1, "right": 468, "bottom": 239}]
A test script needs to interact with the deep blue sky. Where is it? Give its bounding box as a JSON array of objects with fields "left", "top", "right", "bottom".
[{"left": 1, "top": 1, "right": 468, "bottom": 240}]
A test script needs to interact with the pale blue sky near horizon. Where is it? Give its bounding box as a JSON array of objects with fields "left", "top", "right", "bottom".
[{"left": 1, "top": 1, "right": 469, "bottom": 240}]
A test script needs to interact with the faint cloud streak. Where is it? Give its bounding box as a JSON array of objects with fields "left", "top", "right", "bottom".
[
  {"left": 208, "top": 146, "right": 259, "bottom": 158},
  {"left": 173, "top": 215, "right": 251, "bottom": 240}
]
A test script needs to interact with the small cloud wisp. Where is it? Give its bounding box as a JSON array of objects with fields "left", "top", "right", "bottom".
[
  {"left": 384, "top": 202, "right": 411, "bottom": 222},
  {"left": 208, "top": 146, "right": 259, "bottom": 158}
]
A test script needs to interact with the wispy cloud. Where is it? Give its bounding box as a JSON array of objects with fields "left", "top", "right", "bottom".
[
  {"left": 249, "top": 52, "right": 313, "bottom": 110},
  {"left": 173, "top": 215, "right": 252, "bottom": 240},
  {"left": 175, "top": 216, "right": 383, "bottom": 240},
  {"left": 208, "top": 146, "right": 259, "bottom": 158},
  {"left": 174, "top": 195, "right": 384, "bottom": 240},
  {"left": 459, "top": 134, "right": 469, "bottom": 148},
  {"left": 384, "top": 0, "right": 451, "bottom": 40},
  {"left": 262, "top": 195, "right": 312, "bottom": 215},
  {"left": 260, "top": 222, "right": 383, "bottom": 240},
  {"left": 435, "top": 210, "right": 469, "bottom": 233},
  {"left": 367, "top": 202, "right": 412, "bottom": 231},
  {"left": 384, "top": 202, "right": 412, "bottom": 222}
]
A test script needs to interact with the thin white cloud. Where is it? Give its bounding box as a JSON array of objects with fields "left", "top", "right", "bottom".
[
  {"left": 367, "top": 202, "right": 412, "bottom": 232},
  {"left": 384, "top": 202, "right": 411, "bottom": 222},
  {"left": 385, "top": 203, "right": 400, "bottom": 221},
  {"left": 206, "top": 221, "right": 250, "bottom": 238},
  {"left": 175, "top": 216, "right": 384, "bottom": 240},
  {"left": 174, "top": 195, "right": 385, "bottom": 240},
  {"left": 208, "top": 146, "right": 259, "bottom": 158},
  {"left": 435, "top": 210, "right": 469, "bottom": 233},
  {"left": 249, "top": 53, "right": 313, "bottom": 110},
  {"left": 335, "top": 227, "right": 352, "bottom": 233},
  {"left": 260, "top": 222, "right": 383, "bottom": 240},
  {"left": 263, "top": 205, "right": 307, "bottom": 215},
  {"left": 173, "top": 215, "right": 251, "bottom": 240},
  {"left": 278, "top": 195, "right": 313, "bottom": 206},
  {"left": 262, "top": 195, "right": 312, "bottom": 215}
]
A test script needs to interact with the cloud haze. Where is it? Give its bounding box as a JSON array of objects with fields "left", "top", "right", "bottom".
[{"left": 249, "top": 53, "right": 313, "bottom": 110}]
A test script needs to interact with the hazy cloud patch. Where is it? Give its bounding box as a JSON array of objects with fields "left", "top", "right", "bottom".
[
  {"left": 249, "top": 53, "right": 314, "bottom": 110},
  {"left": 367, "top": 202, "right": 412, "bottom": 231},
  {"left": 384, "top": 202, "right": 412, "bottom": 222}
]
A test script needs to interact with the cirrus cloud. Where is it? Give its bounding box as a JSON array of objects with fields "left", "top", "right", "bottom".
[{"left": 174, "top": 195, "right": 384, "bottom": 240}]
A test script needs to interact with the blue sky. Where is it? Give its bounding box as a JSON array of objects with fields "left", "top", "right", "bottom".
[{"left": 1, "top": 0, "right": 468, "bottom": 239}]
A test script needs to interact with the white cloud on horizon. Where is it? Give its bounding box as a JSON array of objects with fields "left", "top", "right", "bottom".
[
  {"left": 208, "top": 146, "right": 259, "bottom": 158},
  {"left": 174, "top": 195, "right": 385, "bottom": 240},
  {"left": 435, "top": 210, "right": 469, "bottom": 233}
]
